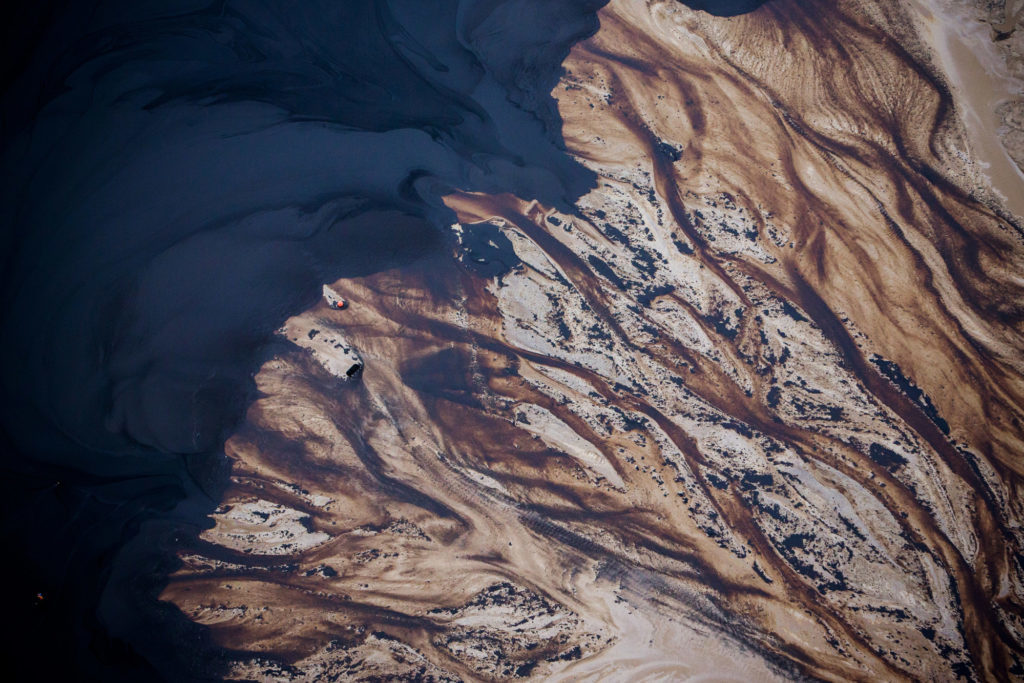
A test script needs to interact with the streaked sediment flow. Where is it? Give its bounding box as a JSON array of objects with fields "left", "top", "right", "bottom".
[{"left": 160, "top": 0, "right": 1024, "bottom": 679}]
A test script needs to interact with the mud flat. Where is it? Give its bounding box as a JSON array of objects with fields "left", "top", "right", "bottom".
[{"left": 160, "top": 0, "right": 1024, "bottom": 679}]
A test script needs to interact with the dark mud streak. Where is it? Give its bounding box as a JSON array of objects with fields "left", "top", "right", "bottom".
[
  {"left": 627, "top": 396, "right": 913, "bottom": 679},
  {"left": 756, "top": 2, "right": 1024, "bottom": 325},
  {"left": 347, "top": 429, "right": 464, "bottom": 523},
  {"left": 500, "top": 209, "right": 641, "bottom": 343},
  {"left": 578, "top": 4, "right": 1021, "bottom": 675},
  {"left": 790, "top": 271, "right": 1013, "bottom": 674},
  {"left": 443, "top": 200, "right": 940, "bottom": 679},
  {"left": 696, "top": 8, "right": 1019, "bottom": 672},
  {"left": 434, "top": 439, "right": 752, "bottom": 647},
  {"left": 831, "top": 136, "right": 1017, "bottom": 677},
  {"left": 586, "top": 46, "right": 753, "bottom": 307},
  {"left": 385, "top": 284, "right": 809, "bottom": 674}
]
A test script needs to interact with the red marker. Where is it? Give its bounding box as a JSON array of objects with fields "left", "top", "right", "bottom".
[{"left": 335, "top": 299, "right": 347, "bottom": 310}]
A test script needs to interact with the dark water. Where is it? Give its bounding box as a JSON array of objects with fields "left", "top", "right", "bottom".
[
  {"left": 679, "top": 0, "right": 768, "bottom": 15},
  {"left": 0, "top": 0, "right": 769, "bottom": 677}
]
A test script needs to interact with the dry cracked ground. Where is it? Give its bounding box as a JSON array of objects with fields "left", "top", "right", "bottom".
[{"left": 160, "top": 0, "right": 1024, "bottom": 679}]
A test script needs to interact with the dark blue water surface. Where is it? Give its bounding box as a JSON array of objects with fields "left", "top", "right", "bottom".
[
  {"left": 680, "top": 0, "right": 768, "bottom": 15},
  {"left": 0, "top": 0, "right": 768, "bottom": 677}
]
